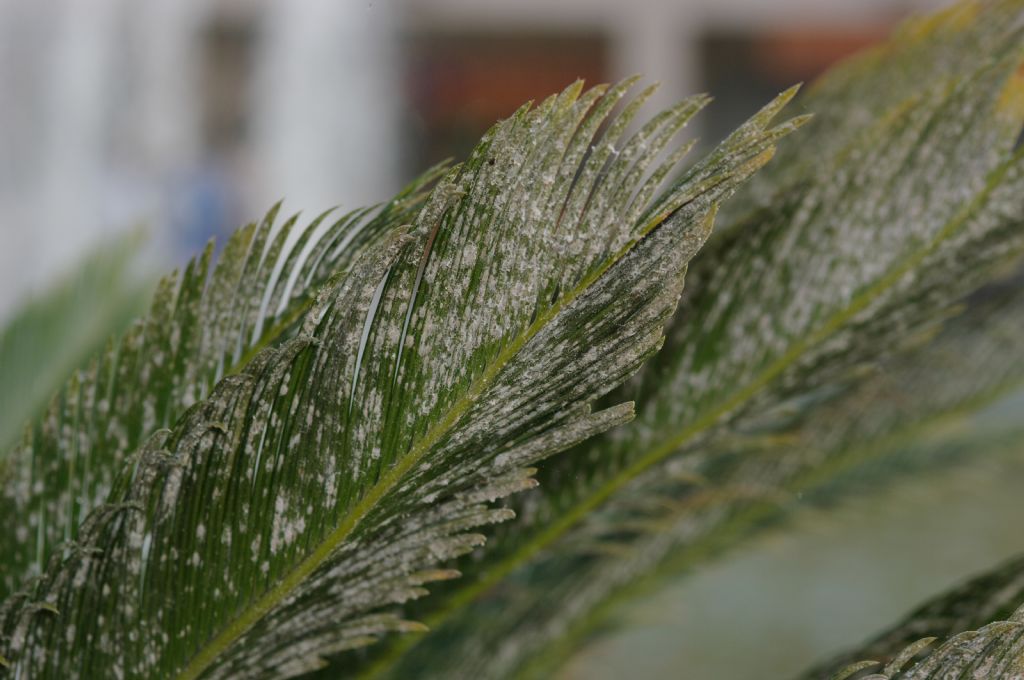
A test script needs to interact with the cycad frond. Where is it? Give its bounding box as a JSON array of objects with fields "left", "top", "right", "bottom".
[
  {"left": 0, "top": 81, "right": 801, "bottom": 678},
  {"left": 364, "top": 5, "right": 1024, "bottom": 678},
  {"left": 0, "top": 174, "right": 439, "bottom": 603}
]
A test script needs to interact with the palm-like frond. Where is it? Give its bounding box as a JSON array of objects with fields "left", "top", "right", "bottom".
[
  {"left": 364, "top": 5, "right": 1024, "bottom": 678},
  {"left": 0, "top": 233, "right": 147, "bottom": 453},
  {"left": 0, "top": 81, "right": 801, "bottom": 678},
  {"left": 0, "top": 175, "right": 440, "bottom": 603}
]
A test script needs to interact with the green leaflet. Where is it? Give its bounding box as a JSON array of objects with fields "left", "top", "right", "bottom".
[
  {"left": 0, "top": 232, "right": 147, "bottom": 454},
  {"left": 0, "top": 172, "right": 440, "bottom": 601},
  {"left": 0, "top": 81, "right": 800, "bottom": 678},
  {"left": 364, "top": 4, "right": 1024, "bottom": 678},
  {"left": 809, "top": 551, "right": 1024, "bottom": 678}
]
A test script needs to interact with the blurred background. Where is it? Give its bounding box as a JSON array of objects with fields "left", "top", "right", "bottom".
[
  {"left": 0, "top": 0, "right": 949, "bottom": 321},
  {"left": 7, "top": 1, "right": 1015, "bottom": 679}
]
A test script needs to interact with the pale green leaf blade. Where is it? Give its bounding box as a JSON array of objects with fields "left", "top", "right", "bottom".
[
  {"left": 829, "top": 660, "right": 882, "bottom": 680},
  {"left": 0, "top": 232, "right": 147, "bottom": 453}
]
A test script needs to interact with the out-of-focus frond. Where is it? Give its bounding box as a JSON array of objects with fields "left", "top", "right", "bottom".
[
  {"left": 0, "top": 233, "right": 147, "bottom": 453},
  {"left": 723, "top": 0, "right": 1024, "bottom": 224},
  {"left": 374, "top": 259, "right": 1024, "bottom": 680},
  {"left": 361, "top": 5, "right": 1024, "bottom": 678}
]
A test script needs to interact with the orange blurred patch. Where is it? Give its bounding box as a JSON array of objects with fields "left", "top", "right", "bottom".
[{"left": 752, "top": 27, "right": 890, "bottom": 82}]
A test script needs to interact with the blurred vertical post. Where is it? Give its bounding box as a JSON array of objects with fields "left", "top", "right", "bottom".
[
  {"left": 608, "top": 6, "right": 698, "bottom": 134},
  {"left": 252, "top": 0, "right": 400, "bottom": 214},
  {"left": 0, "top": 0, "right": 202, "bottom": 320},
  {"left": 0, "top": 0, "right": 401, "bottom": 322}
]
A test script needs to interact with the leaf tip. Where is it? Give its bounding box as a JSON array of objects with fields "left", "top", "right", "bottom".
[
  {"left": 780, "top": 81, "right": 803, "bottom": 101},
  {"left": 828, "top": 659, "right": 880, "bottom": 680},
  {"left": 397, "top": 620, "right": 430, "bottom": 634}
]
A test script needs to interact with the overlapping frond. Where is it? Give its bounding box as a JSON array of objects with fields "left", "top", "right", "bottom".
[
  {"left": 723, "top": 0, "right": 1024, "bottom": 224},
  {"left": 363, "top": 5, "right": 1024, "bottom": 678},
  {"left": 0, "top": 171, "right": 440, "bottom": 601},
  {"left": 373, "top": 254, "right": 1024, "bottom": 680},
  {"left": 0, "top": 80, "right": 801, "bottom": 678}
]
